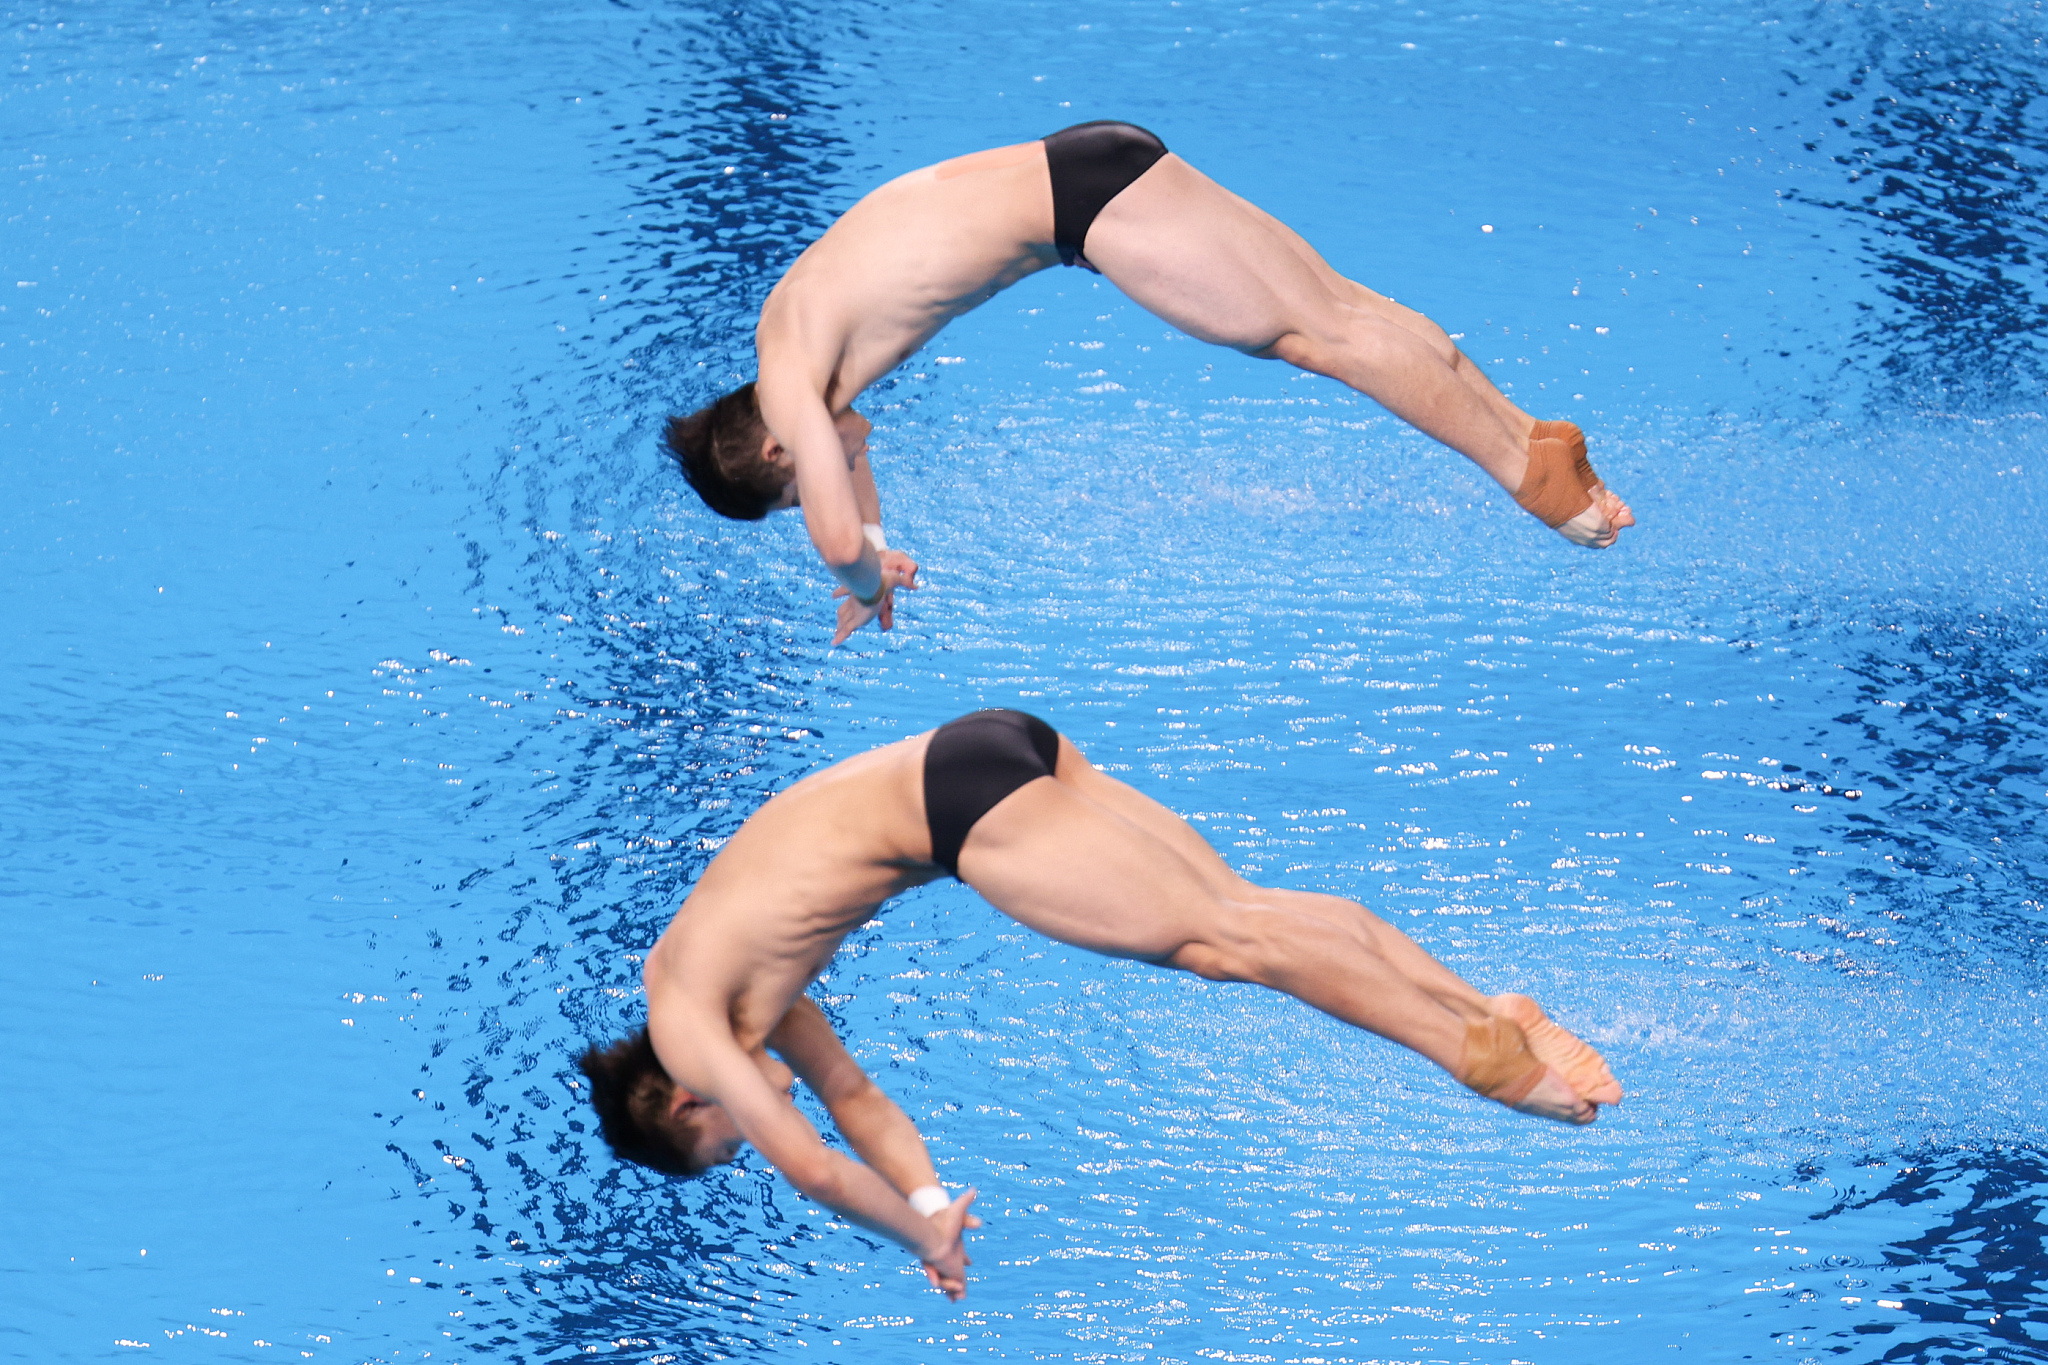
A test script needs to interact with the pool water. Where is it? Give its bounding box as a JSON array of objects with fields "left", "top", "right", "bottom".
[{"left": 5, "top": 0, "right": 2046, "bottom": 1361}]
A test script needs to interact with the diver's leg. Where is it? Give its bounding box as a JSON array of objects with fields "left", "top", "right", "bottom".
[
  {"left": 955, "top": 772, "right": 1604, "bottom": 1122},
  {"left": 1244, "top": 197, "right": 1639, "bottom": 544},
  {"left": 1085, "top": 155, "right": 1631, "bottom": 547},
  {"left": 1082, "top": 157, "right": 1527, "bottom": 489},
  {"left": 1045, "top": 738, "right": 1525, "bottom": 1007},
  {"left": 1039, "top": 738, "right": 1621, "bottom": 1104},
  {"left": 1236, "top": 199, "right": 1540, "bottom": 438},
  {"left": 1046, "top": 738, "right": 1455, "bottom": 1005}
]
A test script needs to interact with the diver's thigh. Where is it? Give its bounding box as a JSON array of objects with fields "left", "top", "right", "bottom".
[
  {"left": 1235, "top": 197, "right": 1355, "bottom": 292},
  {"left": 1234, "top": 197, "right": 1456, "bottom": 345},
  {"left": 956, "top": 777, "right": 1225, "bottom": 962},
  {"left": 1083, "top": 155, "right": 1337, "bottom": 353},
  {"left": 1049, "top": 740, "right": 1248, "bottom": 898}
]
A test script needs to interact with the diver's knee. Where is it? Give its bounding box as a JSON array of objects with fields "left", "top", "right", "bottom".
[
  {"left": 1333, "top": 318, "right": 1424, "bottom": 382},
  {"left": 1392, "top": 302, "right": 1456, "bottom": 356},
  {"left": 1169, "top": 902, "right": 1291, "bottom": 985},
  {"left": 1168, "top": 940, "right": 1240, "bottom": 982},
  {"left": 1267, "top": 325, "right": 1370, "bottom": 379},
  {"left": 1259, "top": 330, "right": 1319, "bottom": 369}
]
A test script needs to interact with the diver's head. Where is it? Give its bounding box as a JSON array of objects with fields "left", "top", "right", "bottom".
[
  {"left": 577, "top": 1029, "right": 742, "bottom": 1176},
  {"left": 663, "top": 382, "right": 783, "bottom": 521},
  {"left": 664, "top": 384, "right": 872, "bottom": 519}
]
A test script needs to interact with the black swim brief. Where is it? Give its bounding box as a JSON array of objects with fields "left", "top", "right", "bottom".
[
  {"left": 923, "top": 708, "right": 1062, "bottom": 877},
  {"left": 1041, "top": 120, "right": 1168, "bottom": 272}
]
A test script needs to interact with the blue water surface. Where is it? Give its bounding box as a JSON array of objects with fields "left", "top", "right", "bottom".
[{"left": 4, "top": 0, "right": 2047, "bottom": 1361}]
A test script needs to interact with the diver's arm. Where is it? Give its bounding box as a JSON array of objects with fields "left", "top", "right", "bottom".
[
  {"left": 769, "top": 998, "right": 941, "bottom": 1196},
  {"left": 716, "top": 1062, "right": 977, "bottom": 1297},
  {"left": 754, "top": 372, "right": 883, "bottom": 602},
  {"left": 648, "top": 1011, "right": 944, "bottom": 1257},
  {"left": 838, "top": 449, "right": 921, "bottom": 637},
  {"left": 850, "top": 445, "right": 884, "bottom": 526},
  {"left": 762, "top": 1001, "right": 979, "bottom": 1298}
]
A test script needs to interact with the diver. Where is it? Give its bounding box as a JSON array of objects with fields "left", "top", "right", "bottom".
[
  {"left": 664, "top": 121, "right": 1636, "bottom": 644},
  {"left": 577, "top": 709, "right": 1624, "bottom": 1300}
]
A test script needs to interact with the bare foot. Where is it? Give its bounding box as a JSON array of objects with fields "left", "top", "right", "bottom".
[
  {"left": 1551, "top": 482, "right": 1637, "bottom": 548},
  {"left": 1455, "top": 1016, "right": 1597, "bottom": 1125},
  {"left": 1556, "top": 501, "right": 1618, "bottom": 548},
  {"left": 1597, "top": 487, "right": 1636, "bottom": 527},
  {"left": 1528, "top": 419, "right": 1635, "bottom": 549},
  {"left": 1510, "top": 1063, "right": 1599, "bottom": 1126},
  {"left": 1490, "top": 993, "right": 1624, "bottom": 1106},
  {"left": 1579, "top": 486, "right": 1637, "bottom": 545}
]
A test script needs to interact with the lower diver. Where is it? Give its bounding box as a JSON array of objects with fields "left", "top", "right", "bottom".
[{"left": 579, "top": 710, "right": 1623, "bottom": 1300}]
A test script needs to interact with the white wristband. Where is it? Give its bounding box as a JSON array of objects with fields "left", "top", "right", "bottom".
[
  {"left": 906, "top": 1184, "right": 950, "bottom": 1217},
  {"left": 861, "top": 522, "right": 888, "bottom": 554}
]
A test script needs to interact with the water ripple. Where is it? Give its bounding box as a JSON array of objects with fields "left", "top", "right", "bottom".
[{"left": 1785, "top": 0, "right": 2048, "bottom": 407}]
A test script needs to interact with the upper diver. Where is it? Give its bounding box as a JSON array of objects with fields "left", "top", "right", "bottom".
[{"left": 665, "top": 121, "right": 1637, "bottom": 644}]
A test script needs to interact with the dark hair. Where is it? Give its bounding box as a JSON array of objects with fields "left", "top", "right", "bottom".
[
  {"left": 577, "top": 1028, "right": 714, "bottom": 1177},
  {"left": 663, "top": 382, "right": 784, "bottom": 521}
]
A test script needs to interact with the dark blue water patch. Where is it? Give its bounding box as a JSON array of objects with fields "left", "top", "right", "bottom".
[
  {"left": 593, "top": 0, "right": 884, "bottom": 395},
  {"left": 1780, "top": 0, "right": 2048, "bottom": 411},
  {"left": 1800, "top": 612, "right": 2048, "bottom": 956},
  {"left": 356, "top": 9, "right": 907, "bottom": 1358},
  {"left": 477, "top": 0, "right": 883, "bottom": 695},
  {"left": 1797, "top": 1146, "right": 2048, "bottom": 1361},
  {"left": 360, "top": 611, "right": 846, "bottom": 1359}
]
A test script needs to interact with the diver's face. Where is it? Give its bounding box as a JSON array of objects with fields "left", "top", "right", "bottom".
[
  {"left": 686, "top": 1105, "right": 746, "bottom": 1169},
  {"left": 669, "top": 1054, "right": 796, "bottom": 1171},
  {"left": 765, "top": 408, "right": 870, "bottom": 513}
]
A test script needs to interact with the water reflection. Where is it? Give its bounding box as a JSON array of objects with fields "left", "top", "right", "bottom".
[
  {"left": 1809, "top": 614, "right": 2048, "bottom": 953},
  {"left": 380, "top": 3, "right": 887, "bottom": 1359},
  {"left": 1785, "top": 0, "right": 2048, "bottom": 408},
  {"left": 1803, "top": 1146, "right": 2048, "bottom": 1358}
]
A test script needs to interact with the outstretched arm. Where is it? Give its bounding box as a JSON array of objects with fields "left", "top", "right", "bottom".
[
  {"left": 754, "top": 370, "right": 885, "bottom": 600},
  {"left": 769, "top": 999, "right": 980, "bottom": 1296},
  {"left": 647, "top": 1004, "right": 978, "bottom": 1297},
  {"left": 769, "top": 998, "right": 940, "bottom": 1194}
]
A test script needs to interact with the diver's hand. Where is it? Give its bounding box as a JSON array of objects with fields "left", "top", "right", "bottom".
[
  {"left": 831, "top": 588, "right": 882, "bottom": 646},
  {"left": 877, "top": 549, "right": 921, "bottom": 628},
  {"left": 829, "top": 552, "right": 919, "bottom": 646},
  {"left": 918, "top": 1189, "right": 981, "bottom": 1301}
]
